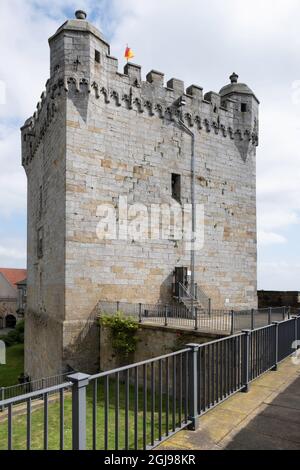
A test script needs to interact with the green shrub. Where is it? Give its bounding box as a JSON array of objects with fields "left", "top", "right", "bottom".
[{"left": 100, "top": 312, "right": 140, "bottom": 356}]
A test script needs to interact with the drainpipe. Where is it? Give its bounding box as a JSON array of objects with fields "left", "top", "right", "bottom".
[{"left": 176, "top": 99, "right": 196, "bottom": 310}]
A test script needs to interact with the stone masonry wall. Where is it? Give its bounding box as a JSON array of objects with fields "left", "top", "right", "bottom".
[
  {"left": 22, "top": 93, "right": 67, "bottom": 379},
  {"left": 100, "top": 323, "right": 225, "bottom": 372},
  {"left": 22, "top": 15, "right": 259, "bottom": 379}
]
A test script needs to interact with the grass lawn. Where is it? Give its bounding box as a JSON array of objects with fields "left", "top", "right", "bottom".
[
  {"left": 0, "top": 378, "right": 181, "bottom": 450},
  {"left": 0, "top": 344, "right": 24, "bottom": 387}
]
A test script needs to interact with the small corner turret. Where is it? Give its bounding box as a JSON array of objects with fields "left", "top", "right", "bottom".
[
  {"left": 48, "top": 10, "right": 110, "bottom": 80},
  {"left": 220, "top": 73, "right": 259, "bottom": 160}
]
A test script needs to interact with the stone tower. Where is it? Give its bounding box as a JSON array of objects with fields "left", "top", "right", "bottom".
[{"left": 21, "top": 11, "right": 259, "bottom": 379}]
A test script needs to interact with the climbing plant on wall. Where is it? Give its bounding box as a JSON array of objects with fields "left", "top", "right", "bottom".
[{"left": 100, "top": 312, "right": 140, "bottom": 356}]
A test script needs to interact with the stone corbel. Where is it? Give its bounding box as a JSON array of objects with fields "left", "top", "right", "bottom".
[
  {"left": 204, "top": 118, "right": 211, "bottom": 133},
  {"left": 194, "top": 115, "right": 202, "bottom": 130},
  {"left": 134, "top": 97, "right": 144, "bottom": 113},
  {"left": 155, "top": 104, "right": 164, "bottom": 119},
  {"left": 111, "top": 90, "right": 121, "bottom": 106},
  {"left": 185, "top": 113, "right": 194, "bottom": 127},
  {"left": 101, "top": 87, "right": 110, "bottom": 104}
]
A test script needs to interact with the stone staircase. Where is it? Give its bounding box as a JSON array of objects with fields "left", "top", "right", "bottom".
[
  {"left": 177, "top": 282, "right": 208, "bottom": 314},
  {"left": 179, "top": 296, "right": 205, "bottom": 312}
]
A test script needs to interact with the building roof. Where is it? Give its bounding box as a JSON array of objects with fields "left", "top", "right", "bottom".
[
  {"left": 0, "top": 269, "right": 27, "bottom": 290},
  {"left": 48, "top": 11, "right": 109, "bottom": 49},
  {"left": 219, "top": 73, "right": 259, "bottom": 104}
]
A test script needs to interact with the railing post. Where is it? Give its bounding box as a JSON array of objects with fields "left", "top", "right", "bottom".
[
  {"left": 251, "top": 309, "right": 254, "bottom": 331},
  {"left": 288, "top": 307, "right": 291, "bottom": 320},
  {"left": 208, "top": 298, "right": 212, "bottom": 317},
  {"left": 139, "top": 303, "right": 142, "bottom": 323},
  {"left": 186, "top": 344, "right": 200, "bottom": 430},
  {"left": 194, "top": 307, "right": 198, "bottom": 331},
  {"left": 272, "top": 322, "right": 279, "bottom": 371},
  {"left": 231, "top": 310, "right": 235, "bottom": 335},
  {"left": 242, "top": 330, "right": 251, "bottom": 393},
  {"left": 164, "top": 305, "right": 168, "bottom": 327},
  {"left": 293, "top": 316, "right": 298, "bottom": 344},
  {"left": 67, "top": 373, "right": 90, "bottom": 450},
  {"left": 0, "top": 387, "right": 4, "bottom": 412},
  {"left": 268, "top": 307, "right": 272, "bottom": 325},
  {"left": 283, "top": 307, "right": 286, "bottom": 321},
  {"left": 116, "top": 301, "right": 120, "bottom": 312}
]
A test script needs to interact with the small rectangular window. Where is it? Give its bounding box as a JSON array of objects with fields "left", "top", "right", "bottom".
[
  {"left": 37, "top": 228, "right": 43, "bottom": 259},
  {"left": 241, "top": 103, "right": 247, "bottom": 112},
  {"left": 38, "top": 186, "right": 43, "bottom": 220},
  {"left": 172, "top": 173, "right": 181, "bottom": 202},
  {"left": 95, "top": 50, "right": 100, "bottom": 63}
]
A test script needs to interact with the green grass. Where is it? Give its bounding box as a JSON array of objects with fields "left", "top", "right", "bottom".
[
  {"left": 0, "top": 344, "right": 24, "bottom": 387},
  {"left": 0, "top": 379, "right": 181, "bottom": 450}
]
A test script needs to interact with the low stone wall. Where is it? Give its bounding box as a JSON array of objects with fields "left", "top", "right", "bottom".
[
  {"left": 100, "top": 323, "right": 226, "bottom": 371},
  {"left": 258, "top": 291, "right": 300, "bottom": 312}
]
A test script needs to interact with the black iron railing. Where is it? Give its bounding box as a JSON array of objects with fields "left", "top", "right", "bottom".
[
  {"left": 0, "top": 316, "right": 299, "bottom": 450},
  {"left": 99, "top": 301, "right": 291, "bottom": 334}
]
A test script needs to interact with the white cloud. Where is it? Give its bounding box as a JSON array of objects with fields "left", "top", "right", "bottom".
[
  {"left": 0, "top": 126, "right": 27, "bottom": 216},
  {"left": 257, "top": 231, "right": 287, "bottom": 247},
  {"left": 0, "top": 0, "right": 299, "bottom": 288},
  {"left": 0, "top": 239, "right": 26, "bottom": 268},
  {"left": 258, "top": 261, "right": 300, "bottom": 291}
]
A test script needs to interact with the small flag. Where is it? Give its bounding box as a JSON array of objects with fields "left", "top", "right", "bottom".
[{"left": 125, "top": 46, "right": 135, "bottom": 61}]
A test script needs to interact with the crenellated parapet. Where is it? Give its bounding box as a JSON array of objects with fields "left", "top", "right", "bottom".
[
  {"left": 22, "top": 64, "right": 259, "bottom": 168},
  {"left": 21, "top": 77, "right": 66, "bottom": 168},
  {"left": 22, "top": 8, "right": 259, "bottom": 168}
]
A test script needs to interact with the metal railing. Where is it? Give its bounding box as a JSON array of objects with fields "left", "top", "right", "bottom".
[
  {"left": 0, "top": 372, "right": 70, "bottom": 412},
  {"left": 98, "top": 301, "right": 291, "bottom": 334},
  {"left": 88, "top": 349, "right": 191, "bottom": 450},
  {"left": 194, "top": 284, "right": 211, "bottom": 311},
  {"left": 177, "top": 282, "right": 210, "bottom": 312},
  {"left": 0, "top": 316, "right": 299, "bottom": 450}
]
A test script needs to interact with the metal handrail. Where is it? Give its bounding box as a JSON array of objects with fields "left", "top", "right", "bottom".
[
  {"left": 90, "top": 348, "right": 191, "bottom": 380},
  {"left": 178, "top": 282, "right": 195, "bottom": 300},
  {"left": 178, "top": 282, "right": 210, "bottom": 310},
  {"left": 0, "top": 315, "right": 298, "bottom": 450},
  {"left": 0, "top": 382, "right": 72, "bottom": 407},
  {"left": 195, "top": 284, "right": 210, "bottom": 305}
]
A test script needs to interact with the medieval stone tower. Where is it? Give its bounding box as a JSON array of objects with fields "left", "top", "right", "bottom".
[{"left": 21, "top": 11, "right": 259, "bottom": 379}]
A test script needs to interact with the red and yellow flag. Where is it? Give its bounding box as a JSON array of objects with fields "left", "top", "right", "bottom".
[{"left": 124, "top": 46, "right": 135, "bottom": 61}]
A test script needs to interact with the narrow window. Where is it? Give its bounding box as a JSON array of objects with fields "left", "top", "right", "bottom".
[
  {"left": 241, "top": 103, "right": 247, "bottom": 112},
  {"left": 95, "top": 50, "right": 100, "bottom": 63},
  {"left": 37, "top": 228, "right": 43, "bottom": 259},
  {"left": 38, "top": 186, "right": 43, "bottom": 220},
  {"left": 172, "top": 173, "right": 181, "bottom": 202}
]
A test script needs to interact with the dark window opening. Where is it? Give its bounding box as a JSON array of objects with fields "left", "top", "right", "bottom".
[
  {"left": 241, "top": 103, "right": 247, "bottom": 112},
  {"left": 172, "top": 173, "right": 181, "bottom": 202},
  {"left": 5, "top": 315, "right": 16, "bottom": 329},
  {"left": 37, "top": 228, "right": 43, "bottom": 259},
  {"left": 95, "top": 50, "right": 100, "bottom": 63},
  {"left": 38, "top": 186, "right": 43, "bottom": 220}
]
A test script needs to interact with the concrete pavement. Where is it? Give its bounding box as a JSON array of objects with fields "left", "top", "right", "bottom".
[{"left": 157, "top": 356, "right": 300, "bottom": 451}]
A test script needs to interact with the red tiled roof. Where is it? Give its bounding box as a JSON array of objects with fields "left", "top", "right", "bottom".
[{"left": 0, "top": 268, "right": 27, "bottom": 289}]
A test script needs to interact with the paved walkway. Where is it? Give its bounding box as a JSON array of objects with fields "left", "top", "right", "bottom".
[{"left": 158, "top": 357, "right": 300, "bottom": 450}]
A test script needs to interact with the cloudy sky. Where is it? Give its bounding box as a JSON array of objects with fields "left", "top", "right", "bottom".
[{"left": 0, "top": 0, "right": 299, "bottom": 290}]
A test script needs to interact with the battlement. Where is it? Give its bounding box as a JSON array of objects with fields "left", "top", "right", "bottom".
[
  {"left": 22, "top": 66, "right": 258, "bottom": 168},
  {"left": 22, "top": 11, "right": 259, "bottom": 168}
]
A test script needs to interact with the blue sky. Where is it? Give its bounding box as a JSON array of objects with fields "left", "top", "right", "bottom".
[{"left": 0, "top": 0, "right": 299, "bottom": 290}]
